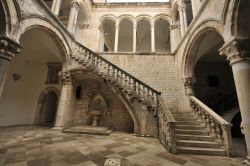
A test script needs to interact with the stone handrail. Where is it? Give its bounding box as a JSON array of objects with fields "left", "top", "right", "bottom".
[
  {"left": 71, "top": 42, "right": 161, "bottom": 108},
  {"left": 190, "top": 96, "right": 233, "bottom": 156},
  {"left": 158, "top": 96, "right": 177, "bottom": 153}
]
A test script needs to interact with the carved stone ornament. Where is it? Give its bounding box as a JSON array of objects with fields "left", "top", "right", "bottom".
[
  {"left": 58, "top": 71, "right": 72, "bottom": 84},
  {"left": 170, "top": 23, "right": 180, "bottom": 30},
  {"left": 183, "top": 77, "right": 196, "bottom": 88},
  {"left": 0, "top": 36, "right": 22, "bottom": 61},
  {"left": 220, "top": 38, "right": 250, "bottom": 65}
]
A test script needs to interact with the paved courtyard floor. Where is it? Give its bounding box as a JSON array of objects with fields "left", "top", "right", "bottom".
[{"left": 0, "top": 126, "right": 245, "bottom": 166}]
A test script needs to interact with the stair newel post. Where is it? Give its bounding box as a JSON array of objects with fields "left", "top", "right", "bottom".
[
  {"left": 112, "top": 68, "right": 116, "bottom": 84},
  {"left": 215, "top": 123, "right": 223, "bottom": 146},
  {"left": 147, "top": 89, "right": 151, "bottom": 105},
  {"left": 124, "top": 75, "right": 129, "bottom": 92},
  {"left": 221, "top": 124, "right": 233, "bottom": 156},
  {"left": 120, "top": 73, "right": 125, "bottom": 89},
  {"left": 143, "top": 86, "right": 148, "bottom": 103},
  {"left": 133, "top": 79, "right": 137, "bottom": 97},
  {"left": 210, "top": 117, "right": 216, "bottom": 138},
  {"left": 128, "top": 77, "right": 133, "bottom": 94}
]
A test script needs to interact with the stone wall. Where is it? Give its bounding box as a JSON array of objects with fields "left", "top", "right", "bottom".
[
  {"left": 100, "top": 53, "right": 178, "bottom": 111},
  {"left": 73, "top": 79, "right": 134, "bottom": 132}
]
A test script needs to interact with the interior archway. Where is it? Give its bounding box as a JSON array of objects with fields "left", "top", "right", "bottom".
[
  {"left": 137, "top": 19, "right": 151, "bottom": 52},
  {"left": 193, "top": 31, "right": 237, "bottom": 116},
  {"left": 118, "top": 19, "right": 133, "bottom": 52},
  {"left": 155, "top": 19, "right": 170, "bottom": 52},
  {"left": 0, "top": 28, "right": 64, "bottom": 127}
]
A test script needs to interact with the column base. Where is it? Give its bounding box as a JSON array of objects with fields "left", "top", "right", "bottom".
[{"left": 242, "top": 157, "right": 250, "bottom": 166}]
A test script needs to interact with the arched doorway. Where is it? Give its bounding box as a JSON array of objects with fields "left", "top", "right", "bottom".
[
  {"left": 187, "top": 30, "right": 238, "bottom": 116},
  {"left": 39, "top": 91, "right": 58, "bottom": 126},
  {"left": 0, "top": 27, "right": 65, "bottom": 127}
]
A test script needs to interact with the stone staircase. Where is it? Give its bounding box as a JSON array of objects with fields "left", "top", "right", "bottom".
[
  {"left": 67, "top": 42, "right": 232, "bottom": 156},
  {"left": 172, "top": 111, "right": 226, "bottom": 156}
]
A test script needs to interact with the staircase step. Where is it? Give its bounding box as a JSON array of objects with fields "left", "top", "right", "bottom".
[
  {"left": 177, "top": 146, "right": 225, "bottom": 156},
  {"left": 176, "top": 134, "right": 213, "bottom": 141},
  {"left": 175, "top": 125, "right": 204, "bottom": 130},
  {"left": 175, "top": 121, "right": 200, "bottom": 125},
  {"left": 176, "top": 140, "right": 219, "bottom": 148},
  {"left": 174, "top": 118, "right": 197, "bottom": 121},
  {"left": 175, "top": 129, "right": 208, "bottom": 135}
]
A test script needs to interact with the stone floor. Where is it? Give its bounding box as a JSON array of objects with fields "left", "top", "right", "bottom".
[{"left": 0, "top": 126, "right": 245, "bottom": 166}]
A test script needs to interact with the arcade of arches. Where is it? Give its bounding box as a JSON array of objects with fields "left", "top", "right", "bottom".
[{"left": 0, "top": 0, "right": 250, "bottom": 165}]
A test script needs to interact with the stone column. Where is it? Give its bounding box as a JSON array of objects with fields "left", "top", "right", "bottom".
[
  {"left": 220, "top": 39, "right": 250, "bottom": 165},
  {"left": 178, "top": 4, "right": 187, "bottom": 37},
  {"left": 67, "top": 0, "right": 80, "bottom": 34},
  {"left": 151, "top": 22, "right": 155, "bottom": 53},
  {"left": 54, "top": 71, "right": 76, "bottom": 129},
  {"left": 191, "top": 0, "right": 197, "bottom": 16},
  {"left": 0, "top": 37, "right": 22, "bottom": 97},
  {"left": 183, "top": 77, "right": 196, "bottom": 96},
  {"left": 133, "top": 21, "right": 137, "bottom": 53},
  {"left": 114, "top": 22, "right": 119, "bottom": 52},
  {"left": 170, "top": 23, "right": 181, "bottom": 52},
  {"left": 51, "top": 0, "right": 62, "bottom": 16}
]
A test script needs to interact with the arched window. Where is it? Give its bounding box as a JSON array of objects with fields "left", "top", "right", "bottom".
[
  {"left": 155, "top": 19, "right": 171, "bottom": 52},
  {"left": 118, "top": 19, "right": 133, "bottom": 52},
  {"left": 99, "top": 19, "right": 116, "bottom": 52},
  {"left": 137, "top": 19, "right": 151, "bottom": 52}
]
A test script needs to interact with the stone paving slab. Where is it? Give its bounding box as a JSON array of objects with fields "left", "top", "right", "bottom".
[{"left": 0, "top": 126, "right": 244, "bottom": 166}]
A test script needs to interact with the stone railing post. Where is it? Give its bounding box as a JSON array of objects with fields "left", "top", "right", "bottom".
[
  {"left": 0, "top": 37, "right": 22, "bottom": 97},
  {"left": 51, "top": 0, "right": 62, "bottom": 16},
  {"left": 183, "top": 77, "right": 196, "bottom": 96},
  {"left": 221, "top": 124, "right": 233, "bottom": 156}
]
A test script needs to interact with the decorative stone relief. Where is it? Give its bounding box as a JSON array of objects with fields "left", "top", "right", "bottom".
[
  {"left": 220, "top": 38, "right": 250, "bottom": 65},
  {"left": 0, "top": 36, "right": 22, "bottom": 61},
  {"left": 58, "top": 71, "right": 72, "bottom": 84}
]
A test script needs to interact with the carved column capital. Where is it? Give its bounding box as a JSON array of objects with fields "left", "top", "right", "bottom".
[
  {"left": 0, "top": 36, "right": 22, "bottom": 61},
  {"left": 71, "top": 0, "right": 80, "bottom": 8},
  {"left": 58, "top": 71, "right": 72, "bottom": 85},
  {"left": 183, "top": 77, "right": 196, "bottom": 95},
  {"left": 220, "top": 38, "right": 250, "bottom": 65},
  {"left": 170, "top": 23, "right": 180, "bottom": 30}
]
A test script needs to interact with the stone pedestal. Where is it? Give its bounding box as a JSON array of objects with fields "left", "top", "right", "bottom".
[
  {"left": 220, "top": 39, "right": 250, "bottom": 165},
  {"left": 54, "top": 71, "right": 76, "bottom": 129},
  {"left": 0, "top": 37, "right": 22, "bottom": 97}
]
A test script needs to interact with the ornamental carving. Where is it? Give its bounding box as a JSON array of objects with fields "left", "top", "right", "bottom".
[
  {"left": 183, "top": 77, "right": 196, "bottom": 88},
  {"left": 170, "top": 23, "right": 180, "bottom": 30},
  {"left": 0, "top": 37, "right": 22, "bottom": 61},
  {"left": 220, "top": 39, "right": 250, "bottom": 65},
  {"left": 58, "top": 71, "right": 72, "bottom": 84}
]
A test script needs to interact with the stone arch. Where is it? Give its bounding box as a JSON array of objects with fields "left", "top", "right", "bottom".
[
  {"left": 182, "top": 20, "right": 224, "bottom": 78},
  {"left": 109, "top": 86, "right": 140, "bottom": 134},
  {"left": 34, "top": 87, "right": 60, "bottom": 125},
  {"left": 231, "top": 0, "right": 250, "bottom": 38},
  {"left": 14, "top": 17, "right": 71, "bottom": 62},
  {"left": 118, "top": 14, "right": 135, "bottom": 23},
  {"left": 153, "top": 14, "right": 172, "bottom": 24},
  {"left": 0, "top": 0, "right": 20, "bottom": 37},
  {"left": 136, "top": 15, "right": 152, "bottom": 25},
  {"left": 99, "top": 15, "right": 118, "bottom": 28}
]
